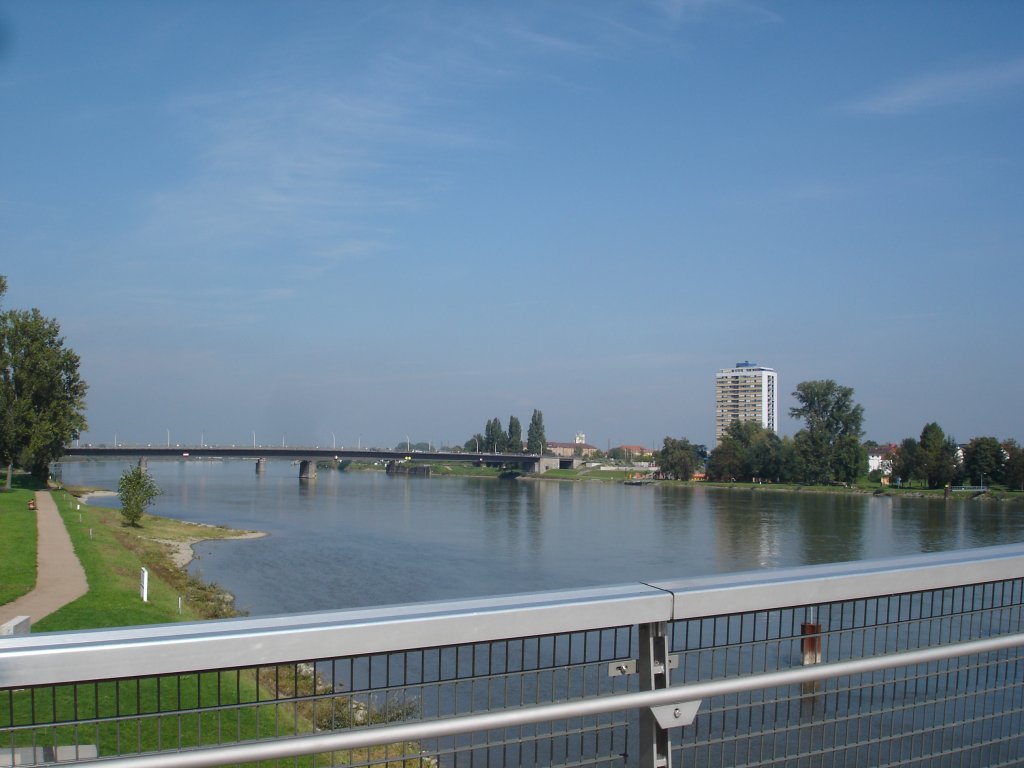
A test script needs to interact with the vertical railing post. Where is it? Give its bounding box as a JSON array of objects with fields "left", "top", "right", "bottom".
[{"left": 639, "top": 621, "right": 672, "bottom": 768}]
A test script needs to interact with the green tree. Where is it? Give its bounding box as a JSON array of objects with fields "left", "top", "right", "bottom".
[
  {"left": 507, "top": 415, "right": 523, "bottom": 453},
  {"left": 1004, "top": 440, "right": 1024, "bottom": 491},
  {"left": 656, "top": 437, "right": 700, "bottom": 481},
  {"left": 891, "top": 437, "right": 921, "bottom": 487},
  {"left": 526, "top": 409, "right": 546, "bottom": 454},
  {"left": 484, "top": 417, "right": 507, "bottom": 453},
  {"left": 1, "top": 306, "right": 88, "bottom": 488},
  {"left": 917, "top": 422, "right": 960, "bottom": 489},
  {"left": 962, "top": 436, "right": 1006, "bottom": 486},
  {"left": 707, "top": 436, "right": 746, "bottom": 481},
  {"left": 463, "top": 433, "right": 486, "bottom": 453},
  {"left": 777, "top": 436, "right": 804, "bottom": 483},
  {"left": 789, "top": 380, "right": 865, "bottom": 484},
  {"left": 117, "top": 466, "right": 162, "bottom": 527},
  {"left": 707, "top": 421, "right": 782, "bottom": 482}
]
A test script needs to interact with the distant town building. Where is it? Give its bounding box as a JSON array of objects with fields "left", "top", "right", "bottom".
[
  {"left": 715, "top": 362, "right": 778, "bottom": 446},
  {"left": 867, "top": 445, "right": 897, "bottom": 476},
  {"left": 547, "top": 441, "right": 599, "bottom": 458},
  {"left": 611, "top": 445, "right": 652, "bottom": 457}
]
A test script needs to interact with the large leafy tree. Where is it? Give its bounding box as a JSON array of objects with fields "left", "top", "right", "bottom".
[
  {"left": 789, "top": 380, "right": 865, "bottom": 484},
  {"left": 962, "top": 436, "right": 1006, "bottom": 486},
  {"left": 707, "top": 420, "right": 781, "bottom": 482},
  {"left": 917, "top": 422, "right": 960, "bottom": 489},
  {"left": 1, "top": 304, "right": 88, "bottom": 488},
  {"left": 656, "top": 436, "right": 700, "bottom": 481},
  {"left": 1004, "top": 440, "right": 1024, "bottom": 492},
  {"left": 707, "top": 434, "right": 746, "bottom": 481},
  {"left": 707, "top": 421, "right": 795, "bottom": 483},
  {"left": 891, "top": 437, "right": 922, "bottom": 487},
  {"left": 526, "top": 409, "right": 546, "bottom": 454},
  {"left": 777, "top": 436, "right": 805, "bottom": 483}
]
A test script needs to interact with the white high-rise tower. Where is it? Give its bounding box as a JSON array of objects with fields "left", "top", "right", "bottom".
[{"left": 714, "top": 362, "right": 778, "bottom": 446}]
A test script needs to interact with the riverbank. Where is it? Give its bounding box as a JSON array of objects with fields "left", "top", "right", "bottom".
[
  {"left": 686, "top": 480, "right": 1024, "bottom": 503},
  {"left": 348, "top": 459, "right": 1024, "bottom": 502},
  {"left": 65, "top": 484, "right": 268, "bottom": 566},
  {"left": 25, "top": 488, "right": 266, "bottom": 631},
  {"left": 518, "top": 467, "right": 1024, "bottom": 502}
]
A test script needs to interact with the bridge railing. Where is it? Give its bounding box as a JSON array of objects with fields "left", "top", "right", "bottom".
[{"left": 2, "top": 545, "right": 1024, "bottom": 767}]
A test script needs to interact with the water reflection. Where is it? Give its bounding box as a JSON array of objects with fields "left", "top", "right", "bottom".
[
  {"left": 56, "top": 459, "right": 1024, "bottom": 616},
  {"left": 792, "top": 493, "right": 865, "bottom": 565}
]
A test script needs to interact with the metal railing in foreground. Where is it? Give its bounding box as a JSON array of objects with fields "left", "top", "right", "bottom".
[{"left": 2, "top": 545, "right": 1024, "bottom": 768}]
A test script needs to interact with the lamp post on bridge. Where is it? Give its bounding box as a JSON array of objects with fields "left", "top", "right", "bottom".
[
  {"left": 166, "top": 429, "right": 170, "bottom": 448},
  {"left": 332, "top": 432, "right": 336, "bottom": 450}
]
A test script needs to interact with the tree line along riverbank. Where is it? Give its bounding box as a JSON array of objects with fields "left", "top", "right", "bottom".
[{"left": 346, "top": 459, "right": 1024, "bottom": 502}]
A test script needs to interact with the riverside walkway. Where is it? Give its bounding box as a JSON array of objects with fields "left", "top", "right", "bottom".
[{"left": 0, "top": 491, "right": 87, "bottom": 627}]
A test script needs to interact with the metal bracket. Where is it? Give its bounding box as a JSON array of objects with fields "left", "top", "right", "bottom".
[
  {"left": 608, "top": 655, "right": 677, "bottom": 677},
  {"left": 650, "top": 700, "right": 702, "bottom": 729},
  {"left": 608, "top": 659, "right": 636, "bottom": 676}
]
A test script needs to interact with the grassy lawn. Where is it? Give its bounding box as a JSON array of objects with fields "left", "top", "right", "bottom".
[
  {"left": 540, "top": 466, "right": 638, "bottom": 482},
  {"left": 0, "top": 476, "right": 41, "bottom": 606},
  {"left": 34, "top": 491, "right": 254, "bottom": 631},
  {"left": 425, "top": 463, "right": 503, "bottom": 478}
]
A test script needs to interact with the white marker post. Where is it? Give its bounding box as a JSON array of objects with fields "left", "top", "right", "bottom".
[{"left": 140, "top": 567, "right": 149, "bottom": 603}]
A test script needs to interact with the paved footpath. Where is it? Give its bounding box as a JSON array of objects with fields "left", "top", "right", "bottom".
[{"left": 0, "top": 491, "right": 88, "bottom": 627}]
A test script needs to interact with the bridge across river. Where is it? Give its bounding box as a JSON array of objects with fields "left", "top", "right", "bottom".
[{"left": 62, "top": 445, "right": 555, "bottom": 477}]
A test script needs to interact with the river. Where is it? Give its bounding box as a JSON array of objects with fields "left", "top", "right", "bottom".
[{"left": 56, "top": 459, "right": 1024, "bottom": 616}]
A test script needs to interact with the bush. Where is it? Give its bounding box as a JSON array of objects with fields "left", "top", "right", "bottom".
[{"left": 117, "top": 467, "right": 162, "bottom": 527}]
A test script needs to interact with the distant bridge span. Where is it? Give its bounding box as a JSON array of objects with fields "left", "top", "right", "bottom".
[{"left": 61, "top": 446, "right": 551, "bottom": 478}]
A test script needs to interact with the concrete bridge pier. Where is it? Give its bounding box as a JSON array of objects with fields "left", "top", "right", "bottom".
[
  {"left": 299, "top": 460, "right": 317, "bottom": 480},
  {"left": 255, "top": 458, "right": 267, "bottom": 474}
]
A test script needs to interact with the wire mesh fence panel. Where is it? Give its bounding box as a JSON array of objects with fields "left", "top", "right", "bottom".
[
  {"left": 1, "top": 626, "right": 638, "bottom": 768},
  {"left": 3, "top": 550, "right": 1024, "bottom": 767},
  {"left": 669, "top": 578, "right": 1024, "bottom": 768}
]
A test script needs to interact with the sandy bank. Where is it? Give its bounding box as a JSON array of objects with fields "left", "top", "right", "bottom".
[
  {"left": 150, "top": 529, "right": 268, "bottom": 569},
  {"left": 71, "top": 491, "right": 268, "bottom": 568},
  {"left": 78, "top": 489, "right": 118, "bottom": 502}
]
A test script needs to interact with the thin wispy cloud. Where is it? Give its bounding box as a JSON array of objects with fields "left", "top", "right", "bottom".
[
  {"left": 651, "top": 0, "right": 781, "bottom": 25},
  {"left": 506, "top": 26, "right": 592, "bottom": 56},
  {"left": 131, "top": 81, "right": 461, "bottom": 273},
  {"left": 847, "top": 57, "right": 1024, "bottom": 115}
]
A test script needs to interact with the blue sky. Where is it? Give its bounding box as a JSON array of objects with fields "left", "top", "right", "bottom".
[{"left": 2, "top": 1, "right": 1022, "bottom": 450}]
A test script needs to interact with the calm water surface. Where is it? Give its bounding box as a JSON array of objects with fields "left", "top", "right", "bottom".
[{"left": 57, "top": 459, "right": 1024, "bottom": 616}]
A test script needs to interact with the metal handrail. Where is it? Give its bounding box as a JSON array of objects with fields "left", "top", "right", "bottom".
[
  {"left": 73, "top": 631, "right": 1024, "bottom": 768},
  {"left": 4, "top": 543, "right": 1024, "bottom": 687}
]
